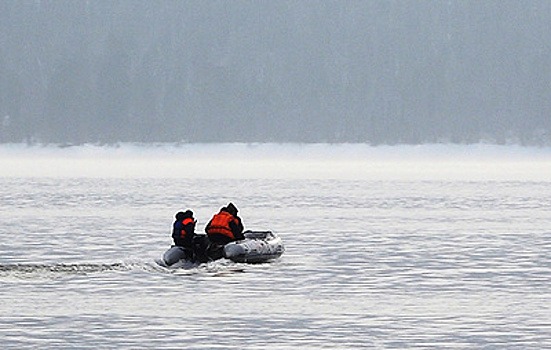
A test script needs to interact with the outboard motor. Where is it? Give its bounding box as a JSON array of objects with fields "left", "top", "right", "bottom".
[{"left": 192, "top": 235, "right": 211, "bottom": 263}]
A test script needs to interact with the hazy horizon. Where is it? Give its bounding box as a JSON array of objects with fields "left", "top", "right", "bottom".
[{"left": 1, "top": 142, "right": 550, "bottom": 180}]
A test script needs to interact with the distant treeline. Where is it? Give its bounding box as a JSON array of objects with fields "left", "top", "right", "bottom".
[{"left": 1, "top": 1, "right": 550, "bottom": 145}]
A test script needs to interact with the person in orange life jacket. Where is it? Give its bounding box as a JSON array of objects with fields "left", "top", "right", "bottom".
[
  {"left": 172, "top": 210, "right": 196, "bottom": 249},
  {"left": 205, "top": 202, "right": 244, "bottom": 245}
]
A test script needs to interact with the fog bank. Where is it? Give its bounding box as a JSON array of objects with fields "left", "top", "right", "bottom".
[{"left": 1, "top": 143, "right": 550, "bottom": 181}]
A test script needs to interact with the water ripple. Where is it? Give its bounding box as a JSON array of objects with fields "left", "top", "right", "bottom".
[{"left": 1, "top": 178, "right": 550, "bottom": 349}]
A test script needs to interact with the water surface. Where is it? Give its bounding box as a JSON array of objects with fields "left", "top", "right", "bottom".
[
  {"left": 1, "top": 175, "right": 549, "bottom": 349},
  {"left": 1, "top": 144, "right": 550, "bottom": 348}
]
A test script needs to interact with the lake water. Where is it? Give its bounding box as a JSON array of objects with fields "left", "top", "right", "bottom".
[{"left": 0, "top": 144, "right": 550, "bottom": 349}]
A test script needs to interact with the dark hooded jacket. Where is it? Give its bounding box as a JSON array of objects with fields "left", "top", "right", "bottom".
[{"left": 172, "top": 210, "right": 196, "bottom": 248}]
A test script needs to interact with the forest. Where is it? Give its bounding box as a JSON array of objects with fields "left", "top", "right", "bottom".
[{"left": 1, "top": 1, "right": 550, "bottom": 145}]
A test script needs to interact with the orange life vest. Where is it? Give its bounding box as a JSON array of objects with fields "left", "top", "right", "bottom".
[
  {"left": 179, "top": 217, "right": 195, "bottom": 238},
  {"left": 207, "top": 211, "right": 237, "bottom": 239}
]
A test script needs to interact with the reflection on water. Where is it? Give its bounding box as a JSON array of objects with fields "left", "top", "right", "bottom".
[{"left": 1, "top": 177, "right": 550, "bottom": 349}]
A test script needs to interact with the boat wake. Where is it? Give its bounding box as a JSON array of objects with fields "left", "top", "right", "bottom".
[
  {"left": 0, "top": 260, "right": 245, "bottom": 280},
  {"left": 0, "top": 262, "right": 134, "bottom": 278}
]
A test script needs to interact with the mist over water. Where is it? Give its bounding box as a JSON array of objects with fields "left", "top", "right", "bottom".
[
  {"left": 2, "top": 1, "right": 551, "bottom": 347},
  {"left": 1, "top": 143, "right": 551, "bottom": 181}
]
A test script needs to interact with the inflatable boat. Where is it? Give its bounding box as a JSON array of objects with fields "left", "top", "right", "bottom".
[{"left": 161, "top": 230, "right": 284, "bottom": 266}]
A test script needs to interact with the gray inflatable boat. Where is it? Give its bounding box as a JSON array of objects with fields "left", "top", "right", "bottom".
[{"left": 161, "top": 230, "right": 284, "bottom": 266}]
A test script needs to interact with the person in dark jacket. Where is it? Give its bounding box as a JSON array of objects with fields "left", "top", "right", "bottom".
[
  {"left": 172, "top": 210, "right": 196, "bottom": 249},
  {"left": 205, "top": 202, "right": 244, "bottom": 245}
]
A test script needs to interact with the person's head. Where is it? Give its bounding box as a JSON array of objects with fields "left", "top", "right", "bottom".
[
  {"left": 183, "top": 210, "right": 194, "bottom": 218},
  {"left": 226, "top": 202, "right": 238, "bottom": 216},
  {"left": 175, "top": 211, "right": 186, "bottom": 221}
]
